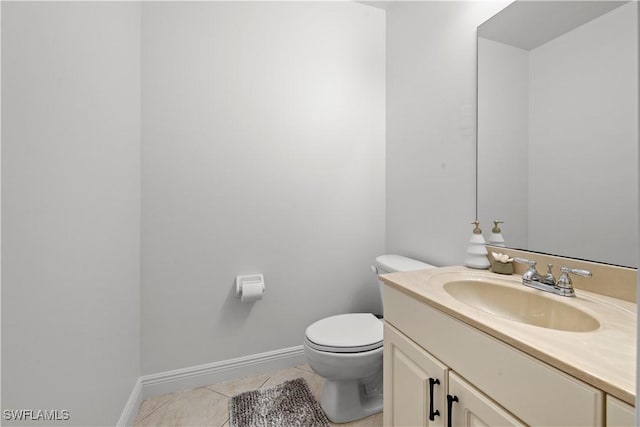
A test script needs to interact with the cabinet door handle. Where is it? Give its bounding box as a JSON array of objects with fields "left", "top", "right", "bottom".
[
  {"left": 446, "top": 394, "right": 459, "bottom": 427},
  {"left": 428, "top": 378, "right": 440, "bottom": 421}
]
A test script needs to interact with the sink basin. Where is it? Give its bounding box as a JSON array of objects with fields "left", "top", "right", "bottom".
[{"left": 443, "top": 280, "right": 600, "bottom": 332}]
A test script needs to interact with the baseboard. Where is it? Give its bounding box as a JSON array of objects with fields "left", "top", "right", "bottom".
[
  {"left": 117, "top": 377, "right": 143, "bottom": 427},
  {"left": 140, "top": 345, "right": 306, "bottom": 399}
]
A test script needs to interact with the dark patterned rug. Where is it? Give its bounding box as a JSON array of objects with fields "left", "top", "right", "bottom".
[{"left": 229, "top": 378, "right": 330, "bottom": 427}]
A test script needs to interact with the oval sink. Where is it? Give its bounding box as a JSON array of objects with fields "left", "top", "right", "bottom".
[{"left": 443, "top": 280, "right": 600, "bottom": 332}]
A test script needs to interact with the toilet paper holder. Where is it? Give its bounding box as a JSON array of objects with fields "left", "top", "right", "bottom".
[{"left": 235, "top": 274, "right": 265, "bottom": 299}]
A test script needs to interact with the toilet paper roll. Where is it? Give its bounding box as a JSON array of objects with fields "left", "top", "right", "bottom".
[{"left": 240, "top": 281, "right": 264, "bottom": 302}]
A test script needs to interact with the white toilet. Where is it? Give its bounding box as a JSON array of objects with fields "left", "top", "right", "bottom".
[{"left": 304, "top": 254, "right": 435, "bottom": 423}]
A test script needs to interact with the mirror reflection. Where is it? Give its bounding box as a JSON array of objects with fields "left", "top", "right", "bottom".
[{"left": 477, "top": 0, "right": 638, "bottom": 267}]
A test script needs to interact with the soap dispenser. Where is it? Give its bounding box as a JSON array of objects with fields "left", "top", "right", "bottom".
[
  {"left": 464, "top": 221, "right": 490, "bottom": 269},
  {"left": 488, "top": 220, "right": 505, "bottom": 247}
]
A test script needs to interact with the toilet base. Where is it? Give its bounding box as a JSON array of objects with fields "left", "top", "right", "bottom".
[{"left": 319, "top": 372, "right": 383, "bottom": 423}]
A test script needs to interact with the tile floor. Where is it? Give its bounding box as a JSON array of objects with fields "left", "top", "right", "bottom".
[{"left": 132, "top": 364, "right": 383, "bottom": 427}]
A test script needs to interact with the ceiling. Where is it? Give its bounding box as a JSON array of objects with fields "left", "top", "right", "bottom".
[{"left": 478, "top": 1, "right": 628, "bottom": 50}]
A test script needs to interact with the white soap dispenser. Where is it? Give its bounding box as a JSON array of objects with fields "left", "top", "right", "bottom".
[
  {"left": 488, "top": 220, "right": 505, "bottom": 247},
  {"left": 464, "top": 221, "right": 490, "bottom": 269}
]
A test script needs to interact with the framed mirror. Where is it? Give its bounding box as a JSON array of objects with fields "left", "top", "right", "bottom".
[{"left": 477, "top": 0, "right": 638, "bottom": 268}]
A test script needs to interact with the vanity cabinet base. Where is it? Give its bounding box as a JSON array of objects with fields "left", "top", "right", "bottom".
[
  {"left": 606, "top": 395, "right": 635, "bottom": 426},
  {"left": 384, "top": 285, "right": 604, "bottom": 426}
]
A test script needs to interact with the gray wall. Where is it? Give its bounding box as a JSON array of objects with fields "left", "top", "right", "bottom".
[
  {"left": 386, "top": 1, "right": 508, "bottom": 266},
  {"left": 1, "top": 3, "right": 141, "bottom": 425},
  {"left": 141, "top": 2, "right": 385, "bottom": 375}
]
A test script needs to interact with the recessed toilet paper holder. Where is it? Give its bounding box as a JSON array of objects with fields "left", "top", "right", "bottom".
[{"left": 235, "top": 274, "right": 265, "bottom": 298}]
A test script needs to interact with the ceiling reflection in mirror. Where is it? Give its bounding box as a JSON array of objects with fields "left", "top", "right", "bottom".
[{"left": 477, "top": 1, "right": 638, "bottom": 268}]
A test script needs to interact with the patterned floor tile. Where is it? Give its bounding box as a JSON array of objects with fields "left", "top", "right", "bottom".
[
  {"left": 134, "top": 387, "right": 228, "bottom": 427},
  {"left": 132, "top": 393, "right": 174, "bottom": 425},
  {"left": 206, "top": 373, "right": 269, "bottom": 397}
]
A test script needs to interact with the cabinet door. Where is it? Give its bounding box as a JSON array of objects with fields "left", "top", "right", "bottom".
[
  {"left": 448, "top": 372, "right": 525, "bottom": 427},
  {"left": 384, "top": 323, "right": 447, "bottom": 427},
  {"left": 606, "top": 395, "right": 635, "bottom": 426}
]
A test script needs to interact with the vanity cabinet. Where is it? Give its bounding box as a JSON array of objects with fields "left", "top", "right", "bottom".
[
  {"left": 606, "top": 395, "right": 635, "bottom": 426},
  {"left": 384, "top": 323, "right": 524, "bottom": 426},
  {"left": 383, "top": 284, "right": 605, "bottom": 426}
]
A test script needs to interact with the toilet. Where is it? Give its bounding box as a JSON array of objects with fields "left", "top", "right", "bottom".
[{"left": 304, "top": 254, "right": 435, "bottom": 423}]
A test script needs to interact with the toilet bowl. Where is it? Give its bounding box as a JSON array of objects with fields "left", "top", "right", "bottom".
[{"left": 304, "top": 255, "right": 435, "bottom": 423}]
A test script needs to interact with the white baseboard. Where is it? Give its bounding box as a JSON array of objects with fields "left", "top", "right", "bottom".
[
  {"left": 140, "top": 345, "right": 306, "bottom": 399},
  {"left": 117, "top": 378, "right": 143, "bottom": 427}
]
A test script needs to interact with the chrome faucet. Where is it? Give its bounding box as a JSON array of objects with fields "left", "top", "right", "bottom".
[{"left": 513, "top": 258, "right": 592, "bottom": 297}]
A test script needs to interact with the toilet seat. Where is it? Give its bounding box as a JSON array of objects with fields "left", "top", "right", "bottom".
[{"left": 305, "top": 313, "right": 383, "bottom": 353}]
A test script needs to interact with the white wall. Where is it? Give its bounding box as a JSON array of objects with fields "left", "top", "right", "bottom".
[
  {"left": 528, "top": 2, "right": 638, "bottom": 267},
  {"left": 477, "top": 37, "right": 529, "bottom": 249},
  {"left": 141, "top": 2, "right": 385, "bottom": 375},
  {"left": 1, "top": 3, "right": 141, "bottom": 425},
  {"left": 386, "top": 1, "right": 509, "bottom": 266}
]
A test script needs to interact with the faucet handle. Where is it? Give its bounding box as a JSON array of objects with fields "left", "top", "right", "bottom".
[
  {"left": 560, "top": 267, "right": 592, "bottom": 278},
  {"left": 513, "top": 257, "right": 536, "bottom": 266},
  {"left": 556, "top": 267, "right": 592, "bottom": 297},
  {"left": 513, "top": 257, "right": 541, "bottom": 283}
]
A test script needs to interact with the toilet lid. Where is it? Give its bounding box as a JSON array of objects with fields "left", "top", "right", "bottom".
[
  {"left": 305, "top": 313, "right": 383, "bottom": 353},
  {"left": 375, "top": 254, "right": 435, "bottom": 273}
]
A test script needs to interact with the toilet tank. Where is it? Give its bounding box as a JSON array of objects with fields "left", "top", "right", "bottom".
[
  {"left": 374, "top": 254, "right": 434, "bottom": 275},
  {"left": 372, "top": 255, "right": 435, "bottom": 307}
]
